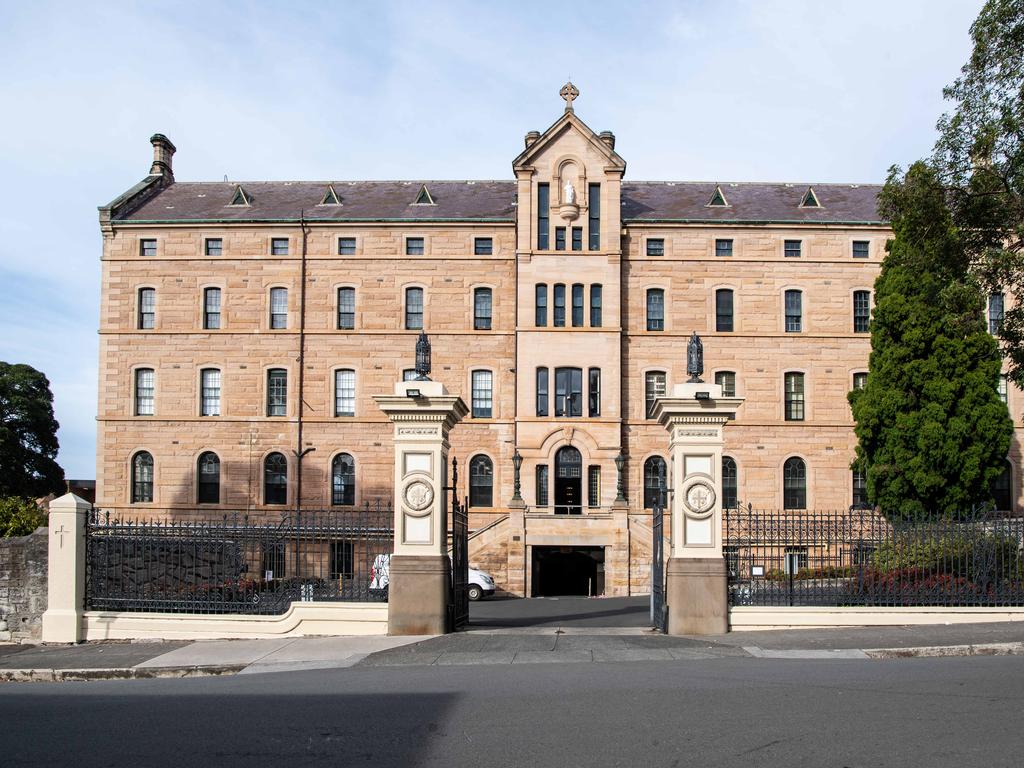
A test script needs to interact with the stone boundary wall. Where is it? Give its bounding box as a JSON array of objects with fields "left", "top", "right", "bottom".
[{"left": 0, "top": 527, "right": 48, "bottom": 643}]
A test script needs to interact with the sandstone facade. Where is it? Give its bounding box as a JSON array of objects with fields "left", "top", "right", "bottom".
[{"left": 95, "top": 94, "right": 1023, "bottom": 597}]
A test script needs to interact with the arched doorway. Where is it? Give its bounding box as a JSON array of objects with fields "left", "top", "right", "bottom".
[{"left": 554, "top": 446, "right": 582, "bottom": 515}]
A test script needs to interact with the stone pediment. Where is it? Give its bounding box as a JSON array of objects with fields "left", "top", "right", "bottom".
[{"left": 512, "top": 110, "right": 626, "bottom": 174}]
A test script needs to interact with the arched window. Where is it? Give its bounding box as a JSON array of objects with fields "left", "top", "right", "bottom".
[
  {"left": 646, "top": 288, "right": 665, "bottom": 331},
  {"left": 715, "top": 289, "right": 734, "bottom": 332},
  {"left": 473, "top": 287, "right": 492, "bottom": 330},
  {"left": 991, "top": 460, "right": 1013, "bottom": 511},
  {"left": 138, "top": 287, "right": 156, "bottom": 329},
  {"left": 131, "top": 451, "right": 153, "bottom": 503},
  {"left": 783, "top": 457, "right": 807, "bottom": 510},
  {"left": 332, "top": 453, "right": 355, "bottom": 506},
  {"left": 469, "top": 455, "right": 493, "bottom": 507},
  {"left": 197, "top": 452, "right": 220, "bottom": 504},
  {"left": 784, "top": 289, "right": 802, "bottom": 332},
  {"left": 722, "top": 456, "right": 738, "bottom": 509},
  {"left": 644, "top": 456, "right": 667, "bottom": 509},
  {"left": 553, "top": 284, "right": 566, "bottom": 327},
  {"left": 405, "top": 287, "right": 424, "bottom": 330},
  {"left": 264, "top": 452, "right": 287, "bottom": 505},
  {"left": 853, "top": 290, "right": 871, "bottom": 333}
]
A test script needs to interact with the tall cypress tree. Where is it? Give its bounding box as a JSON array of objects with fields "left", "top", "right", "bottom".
[{"left": 850, "top": 162, "right": 1013, "bottom": 521}]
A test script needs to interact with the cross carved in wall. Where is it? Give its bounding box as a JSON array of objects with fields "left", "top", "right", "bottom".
[{"left": 54, "top": 524, "right": 68, "bottom": 549}]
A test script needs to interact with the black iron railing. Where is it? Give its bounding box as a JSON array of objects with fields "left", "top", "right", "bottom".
[
  {"left": 724, "top": 505, "right": 1024, "bottom": 607},
  {"left": 86, "top": 501, "right": 393, "bottom": 615}
]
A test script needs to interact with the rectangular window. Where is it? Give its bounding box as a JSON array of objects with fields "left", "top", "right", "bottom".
[
  {"left": 989, "top": 293, "right": 1005, "bottom": 335},
  {"left": 590, "top": 284, "right": 602, "bottom": 327},
  {"left": 785, "top": 372, "right": 805, "bottom": 421},
  {"left": 854, "top": 291, "right": 871, "bottom": 333},
  {"left": 267, "top": 369, "right": 287, "bottom": 417},
  {"left": 138, "top": 288, "right": 155, "bottom": 330},
  {"left": 261, "top": 543, "right": 286, "bottom": 580},
  {"left": 715, "top": 371, "right": 736, "bottom": 398},
  {"left": 537, "top": 183, "right": 550, "bottom": 250},
  {"left": 853, "top": 372, "right": 868, "bottom": 390},
  {"left": 784, "top": 240, "right": 802, "bottom": 258},
  {"left": 716, "top": 289, "right": 734, "bottom": 332},
  {"left": 571, "top": 227, "right": 582, "bottom": 251},
  {"left": 588, "top": 368, "right": 601, "bottom": 417},
  {"left": 474, "top": 288, "right": 492, "bottom": 330},
  {"left": 271, "top": 238, "right": 289, "bottom": 256},
  {"left": 200, "top": 369, "right": 221, "bottom": 416},
  {"left": 406, "top": 237, "right": 424, "bottom": 255},
  {"left": 134, "top": 369, "right": 154, "bottom": 416},
  {"left": 203, "top": 287, "right": 221, "bottom": 330},
  {"left": 403, "top": 369, "right": 417, "bottom": 381},
  {"left": 785, "top": 290, "right": 802, "bottom": 332},
  {"left": 536, "top": 465, "right": 549, "bottom": 507},
  {"left": 270, "top": 287, "right": 288, "bottom": 329},
  {"left": 140, "top": 239, "right": 157, "bottom": 257},
  {"left": 852, "top": 240, "right": 870, "bottom": 259},
  {"left": 535, "top": 284, "right": 548, "bottom": 327},
  {"left": 646, "top": 289, "right": 665, "bottom": 331},
  {"left": 588, "top": 466, "right": 601, "bottom": 508},
  {"left": 645, "top": 371, "right": 666, "bottom": 419},
  {"left": 471, "top": 370, "right": 493, "bottom": 418},
  {"left": 337, "top": 287, "right": 355, "bottom": 330},
  {"left": 338, "top": 237, "right": 356, "bottom": 255},
  {"left": 646, "top": 238, "right": 664, "bottom": 256},
  {"left": 205, "top": 238, "right": 222, "bottom": 256},
  {"left": 330, "top": 541, "right": 354, "bottom": 580},
  {"left": 536, "top": 367, "right": 549, "bottom": 416},
  {"left": 474, "top": 237, "right": 493, "bottom": 256},
  {"left": 783, "top": 546, "right": 808, "bottom": 574},
  {"left": 998, "top": 374, "right": 1009, "bottom": 405},
  {"left": 555, "top": 227, "right": 566, "bottom": 251},
  {"left": 334, "top": 369, "right": 355, "bottom": 416},
  {"left": 588, "top": 183, "right": 600, "bottom": 250},
  {"left": 554, "top": 367, "right": 583, "bottom": 417},
  {"left": 715, "top": 238, "right": 733, "bottom": 257},
  {"left": 553, "top": 284, "right": 566, "bottom": 327},
  {"left": 853, "top": 468, "right": 868, "bottom": 507},
  {"left": 571, "top": 284, "right": 584, "bottom": 327},
  {"left": 405, "top": 287, "right": 424, "bottom": 330}
]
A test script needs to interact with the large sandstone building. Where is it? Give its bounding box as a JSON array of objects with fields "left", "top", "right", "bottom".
[{"left": 96, "top": 85, "right": 1020, "bottom": 597}]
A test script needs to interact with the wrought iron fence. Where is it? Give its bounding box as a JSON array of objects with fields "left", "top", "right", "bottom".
[
  {"left": 86, "top": 501, "right": 393, "bottom": 615},
  {"left": 724, "top": 505, "right": 1024, "bottom": 607}
]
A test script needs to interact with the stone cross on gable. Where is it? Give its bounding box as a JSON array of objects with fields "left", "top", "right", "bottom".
[{"left": 560, "top": 81, "right": 579, "bottom": 111}]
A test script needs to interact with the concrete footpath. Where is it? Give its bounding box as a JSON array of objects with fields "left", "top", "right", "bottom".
[{"left": 4, "top": 621, "right": 1024, "bottom": 681}]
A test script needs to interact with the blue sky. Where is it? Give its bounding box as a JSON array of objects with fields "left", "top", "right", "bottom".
[{"left": 0, "top": 0, "right": 985, "bottom": 478}]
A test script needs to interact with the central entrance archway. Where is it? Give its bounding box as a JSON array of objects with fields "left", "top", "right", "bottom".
[{"left": 554, "top": 445, "right": 582, "bottom": 515}]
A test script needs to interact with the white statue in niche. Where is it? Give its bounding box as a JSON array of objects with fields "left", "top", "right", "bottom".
[{"left": 564, "top": 180, "right": 576, "bottom": 204}]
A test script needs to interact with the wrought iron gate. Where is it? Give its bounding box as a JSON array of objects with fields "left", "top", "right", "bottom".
[
  {"left": 448, "top": 457, "right": 470, "bottom": 630},
  {"left": 650, "top": 488, "right": 667, "bottom": 632}
]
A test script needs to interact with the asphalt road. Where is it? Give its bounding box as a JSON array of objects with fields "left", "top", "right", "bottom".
[
  {"left": 3, "top": 656, "right": 1023, "bottom": 767},
  {"left": 470, "top": 594, "right": 652, "bottom": 628}
]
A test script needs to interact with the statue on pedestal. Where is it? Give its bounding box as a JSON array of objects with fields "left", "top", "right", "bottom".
[{"left": 687, "top": 332, "right": 704, "bottom": 383}]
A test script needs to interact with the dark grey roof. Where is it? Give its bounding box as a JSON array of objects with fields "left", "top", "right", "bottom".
[
  {"left": 621, "top": 182, "right": 884, "bottom": 224},
  {"left": 114, "top": 181, "right": 519, "bottom": 222},
  {"left": 112, "top": 179, "right": 885, "bottom": 225}
]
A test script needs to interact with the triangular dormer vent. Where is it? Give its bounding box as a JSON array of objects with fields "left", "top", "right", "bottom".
[
  {"left": 320, "top": 184, "right": 341, "bottom": 206},
  {"left": 800, "top": 186, "right": 821, "bottom": 208},
  {"left": 413, "top": 185, "right": 435, "bottom": 205},
  {"left": 707, "top": 186, "right": 729, "bottom": 207},
  {"left": 229, "top": 185, "right": 251, "bottom": 206}
]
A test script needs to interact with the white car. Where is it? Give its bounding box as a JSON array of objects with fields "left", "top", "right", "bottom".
[{"left": 369, "top": 554, "right": 495, "bottom": 601}]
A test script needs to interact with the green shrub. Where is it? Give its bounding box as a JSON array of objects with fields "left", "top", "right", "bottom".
[
  {"left": 0, "top": 496, "right": 46, "bottom": 537},
  {"left": 870, "top": 532, "right": 1020, "bottom": 580}
]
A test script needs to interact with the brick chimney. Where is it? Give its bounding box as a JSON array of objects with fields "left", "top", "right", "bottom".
[{"left": 149, "top": 134, "right": 176, "bottom": 181}]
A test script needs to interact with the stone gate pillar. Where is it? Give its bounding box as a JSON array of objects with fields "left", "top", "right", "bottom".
[
  {"left": 41, "top": 493, "right": 91, "bottom": 643},
  {"left": 652, "top": 382, "right": 743, "bottom": 635},
  {"left": 376, "top": 379, "right": 468, "bottom": 635}
]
